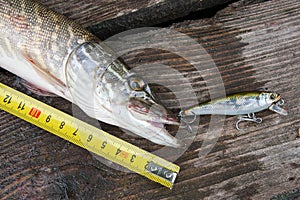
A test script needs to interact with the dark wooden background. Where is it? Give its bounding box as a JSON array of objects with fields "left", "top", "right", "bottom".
[{"left": 0, "top": 0, "right": 299, "bottom": 199}]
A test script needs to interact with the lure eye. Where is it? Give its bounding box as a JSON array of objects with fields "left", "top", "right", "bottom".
[
  {"left": 129, "top": 77, "right": 145, "bottom": 91},
  {"left": 270, "top": 93, "right": 277, "bottom": 100}
]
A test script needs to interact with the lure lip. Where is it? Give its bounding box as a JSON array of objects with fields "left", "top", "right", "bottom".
[
  {"left": 269, "top": 98, "right": 288, "bottom": 116},
  {"left": 271, "top": 94, "right": 288, "bottom": 115}
]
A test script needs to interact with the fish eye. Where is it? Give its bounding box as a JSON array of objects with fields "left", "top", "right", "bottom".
[{"left": 129, "top": 77, "right": 145, "bottom": 91}]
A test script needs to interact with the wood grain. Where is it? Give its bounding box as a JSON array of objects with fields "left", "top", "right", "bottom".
[
  {"left": 1, "top": 0, "right": 300, "bottom": 199},
  {"left": 40, "top": 0, "right": 233, "bottom": 38}
]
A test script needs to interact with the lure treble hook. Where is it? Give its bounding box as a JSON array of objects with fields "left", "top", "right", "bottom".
[{"left": 236, "top": 113, "right": 262, "bottom": 130}]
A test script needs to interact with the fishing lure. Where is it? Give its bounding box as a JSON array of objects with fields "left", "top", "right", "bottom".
[{"left": 180, "top": 92, "right": 287, "bottom": 130}]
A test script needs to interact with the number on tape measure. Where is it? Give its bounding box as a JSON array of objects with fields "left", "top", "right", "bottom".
[
  {"left": 29, "top": 107, "right": 42, "bottom": 118},
  {"left": 101, "top": 141, "right": 107, "bottom": 149},
  {"left": 3, "top": 94, "right": 12, "bottom": 104},
  {"left": 0, "top": 83, "right": 180, "bottom": 188},
  {"left": 46, "top": 115, "right": 51, "bottom": 123},
  {"left": 18, "top": 101, "right": 25, "bottom": 110},
  {"left": 59, "top": 121, "right": 65, "bottom": 129},
  {"left": 87, "top": 134, "right": 93, "bottom": 142}
]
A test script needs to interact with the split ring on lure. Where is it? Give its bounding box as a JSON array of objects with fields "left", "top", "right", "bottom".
[
  {"left": 178, "top": 111, "right": 196, "bottom": 133},
  {"left": 179, "top": 92, "right": 288, "bottom": 130}
]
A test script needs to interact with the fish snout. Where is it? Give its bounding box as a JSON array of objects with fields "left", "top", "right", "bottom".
[
  {"left": 117, "top": 99, "right": 183, "bottom": 148},
  {"left": 128, "top": 98, "right": 180, "bottom": 125}
]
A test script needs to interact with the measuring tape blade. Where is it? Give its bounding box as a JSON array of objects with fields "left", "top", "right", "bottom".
[{"left": 0, "top": 83, "right": 180, "bottom": 188}]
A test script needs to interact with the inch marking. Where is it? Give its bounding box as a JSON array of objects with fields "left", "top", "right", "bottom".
[
  {"left": 72, "top": 128, "right": 79, "bottom": 136},
  {"left": 29, "top": 107, "right": 41, "bottom": 118},
  {"left": 3, "top": 95, "right": 12, "bottom": 104},
  {"left": 17, "top": 101, "right": 26, "bottom": 110}
]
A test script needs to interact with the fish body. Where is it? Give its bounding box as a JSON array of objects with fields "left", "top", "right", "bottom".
[
  {"left": 183, "top": 92, "right": 287, "bottom": 116},
  {"left": 0, "top": 0, "right": 181, "bottom": 147}
]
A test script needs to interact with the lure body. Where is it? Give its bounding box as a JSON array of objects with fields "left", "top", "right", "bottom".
[
  {"left": 183, "top": 92, "right": 286, "bottom": 116},
  {"left": 0, "top": 0, "right": 181, "bottom": 147},
  {"left": 182, "top": 92, "right": 287, "bottom": 130}
]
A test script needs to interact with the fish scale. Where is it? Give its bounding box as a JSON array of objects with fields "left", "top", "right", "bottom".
[{"left": 0, "top": 0, "right": 97, "bottom": 89}]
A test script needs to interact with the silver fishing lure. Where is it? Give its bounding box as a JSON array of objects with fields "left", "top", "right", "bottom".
[{"left": 180, "top": 92, "right": 287, "bottom": 130}]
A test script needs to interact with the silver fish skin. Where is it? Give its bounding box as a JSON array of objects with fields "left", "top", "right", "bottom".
[
  {"left": 0, "top": 0, "right": 181, "bottom": 147},
  {"left": 183, "top": 92, "right": 287, "bottom": 116}
]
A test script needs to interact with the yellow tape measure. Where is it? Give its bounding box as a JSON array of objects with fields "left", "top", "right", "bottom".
[{"left": 0, "top": 83, "right": 179, "bottom": 188}]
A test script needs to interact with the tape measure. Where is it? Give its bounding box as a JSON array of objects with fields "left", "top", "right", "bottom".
[{"left": 0, "top": 82, "right": 179, "bottom": 188}]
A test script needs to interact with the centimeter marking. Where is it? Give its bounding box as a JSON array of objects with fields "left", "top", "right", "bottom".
[{"left": 0, "top": 83, "right": 179, "bottom": 188}]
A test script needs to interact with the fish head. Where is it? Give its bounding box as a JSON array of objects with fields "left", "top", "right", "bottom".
[
  {"left": 99, "top": 63, "right": 181, "bottom": 148},
  {"left": 66, "top": 43, "right": 182, "bottom": 147},
  {"left": 126, "top": 74, "right": 178, "bottom": 125},
  {"left": 123, "top": 74, "right": 182, "bottom": 147}
]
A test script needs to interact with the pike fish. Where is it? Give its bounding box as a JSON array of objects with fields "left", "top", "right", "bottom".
[
  {"left": 0, "top": 0, "right": 181, "bottom": 147},
  {"left": 181, "top": 92, "right": 287, "bottom": 130}
]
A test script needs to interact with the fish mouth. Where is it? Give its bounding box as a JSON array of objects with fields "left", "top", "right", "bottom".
[
  {"left": 125, "top": 98, "right": 182, "bottom": 147},
  {"left": 128, "top": 98, "right": 180, "bottom": 125}
]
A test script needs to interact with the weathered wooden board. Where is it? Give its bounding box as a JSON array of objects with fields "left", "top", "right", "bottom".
[
  {"left": 40, "top": 0, "right": 233, "bottom": 38},
  {"left": 0, "top": 0, "right": 300, "bottom": 199}
]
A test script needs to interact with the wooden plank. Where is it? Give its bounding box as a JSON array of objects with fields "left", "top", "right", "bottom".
[
  {"left": 40, "top": 0, "right": 233, "bottom": 38},
  {"left": 0, "top": 0, "right": 300, "bottom": 199}
]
